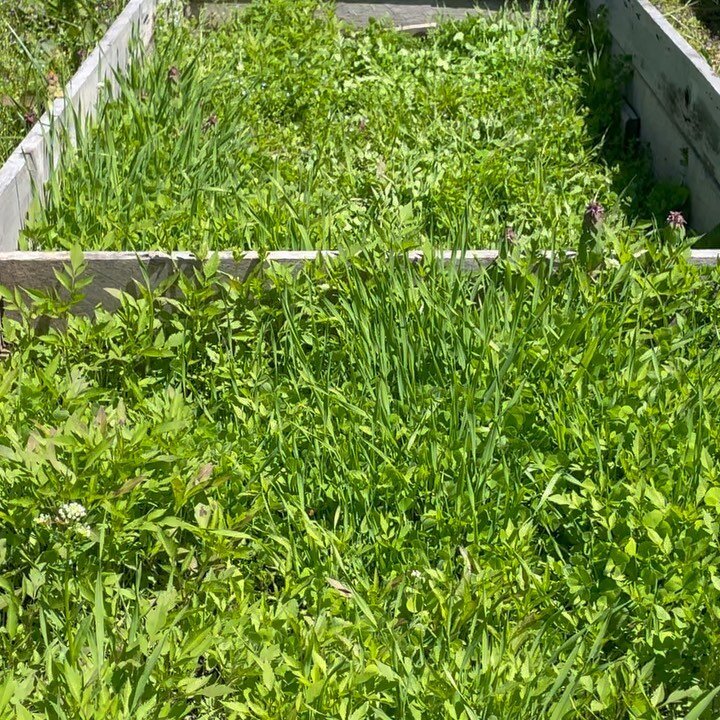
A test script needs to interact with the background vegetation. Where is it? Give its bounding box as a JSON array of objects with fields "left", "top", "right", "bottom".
[
  {"left": 26, "top": 0, "right": 669, "bottom": 252},
  {"left": 0, "top": 234, "right": 719, "bottom": 717},
  {"left": 0, "top": 0, "right": 125, "bottom": 161}
]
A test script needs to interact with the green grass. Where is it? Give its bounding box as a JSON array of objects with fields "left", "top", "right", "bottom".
[
  {"left": 3, "top": 2, "right": 717, "bottom": 716},
  {"left": 25, "top": 0, "right": 678, "bottom": 252},
  {"left": 1, "top": 234, "right": 720, "bottom": 717},
  {"left": 0, "top": 0, "right": 125, "bottom": 162}
]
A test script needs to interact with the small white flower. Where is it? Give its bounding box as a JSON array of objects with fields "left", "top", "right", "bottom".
[
  {"left": 34, "top": 513, "right": 53, "bottom": 527},
  {"left": 56, "top": 502, "right": 87, "bottom": 525},
  {"left": 74, "top": 523, "right": 93, "bottom": 539},
  {"left": 410, "top": 570, "right": 422, "bottom": 579}
]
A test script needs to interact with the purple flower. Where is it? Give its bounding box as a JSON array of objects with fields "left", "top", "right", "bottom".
[
  {"left": 504, "top": 226, "right": 517, "bottom": 243},
  {"left": 168, "top": 66, "right": 181, "bottom": 84},
  {"left": 584, "top": 201, "right": 605, "bottom": 229},
  {"left": 24, "top": 111, "right": 37, "bottom": 127},
  {"left": 667, "top": 210, "right": 686, "bottom": 230}
]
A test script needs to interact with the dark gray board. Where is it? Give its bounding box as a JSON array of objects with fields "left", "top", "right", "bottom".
[{"left": 185, "top": 1, "right": 511, "bottom": 26}]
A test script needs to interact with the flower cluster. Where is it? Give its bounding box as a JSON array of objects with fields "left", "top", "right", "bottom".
[
  {"left": 75, "top": 523, "right": 94, "bottom": 539},
  {"left": 56, "top": 502, "right": 87, "bottom": 525},
  {"left": 35, "top": 502, "right": 92, "bottom": 538},
  {"left": 667, "top": 210, "right": 686, "bottom": 230}
]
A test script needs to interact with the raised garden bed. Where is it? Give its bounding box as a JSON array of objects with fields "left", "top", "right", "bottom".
[
  {"left": 587, "top": 0, "right": 720, "bottom": 234},
  {"left": 27, "top": 0, "right": 660, "bottom": 256},
  {"left": 3, "top": 3, "right": 720, "bottom": 716},
  {"left": 3, "top": 243, "right": 720, "bottom": 717},
  {"left": 0, "top": 0, "right": 718, "bottom": 297}
]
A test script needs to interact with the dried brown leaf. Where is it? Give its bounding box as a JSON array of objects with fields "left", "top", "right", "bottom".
[
  {"left": 327, "top": 578, "right": 352, "bottom": 598},
  {"left": 192, "top": 463, "right": 214, "bottom": 486},
  {"left": 113, "top": 475, "right": 146, "bottom": 496}
]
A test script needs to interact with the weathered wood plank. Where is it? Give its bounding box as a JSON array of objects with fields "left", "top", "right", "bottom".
[
  {"left": 0, "top": 250, "right": 496, "bottom": 314},
  {"left": 0, "top": 249, "right": 716, "bottom": 316},
  {"left": 185, "top": 1, "right": 512, "bottom": 27}
]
